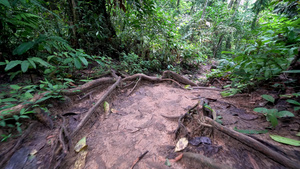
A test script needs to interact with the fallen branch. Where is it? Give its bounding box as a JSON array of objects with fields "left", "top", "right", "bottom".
[
  {"left": 205, "top": 117, "right": 300, "bottom": 169},
  {"left": 0, "top": 122, "right": 37, "bottom": 168},
  {"left": 71, "top": 77, "right": 121, "bottom": 137}
]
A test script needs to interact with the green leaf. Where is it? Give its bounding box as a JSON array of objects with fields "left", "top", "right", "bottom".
[
  {"left": 0, "top": 120, "right": 6, "bottom": 127},
  {"left": 74, "top": 136, "right": 87, "bottom": 152},
  {"left": 78, "top": 56, "right": 88, "bottom": 66},
  {"left": 283, "top": 70, "right": 300, "bottom": 73},
  {"left": 13, "top": 115, "right": 19, "bottom": 121},
  {"left": 19, "top": 115, "right": 30, "bottom": 119},
  {"left": 0, "top": 62, "right": 6, "bottom": 66},
  {"left": 74, "top": 58, "right": 82, "bottom": 69},
  {"left": 253, "top": 107, "right": 268, "bottom": 114},
  {"left": 63, "top": 58, "right": 73, "bottom": 65},
  {"left": 5, "top": 60, "right": 22, "bottom": 71},
  {"left": 296, "top": 132, "right": 300, "bottom": 137},
  {"left": 295, "top": 107, "right": 300, "bottom": 111},
  {"left": 270, "top": 135, "right": 300, "bottom": 146},
  {"left": 165, "top": 159, "right": 171, "bottom": 167},
  {"left": 10, "top": 85, "right": 21, "bottom": 90},
  {"left": 261, "top": 94, "right": 275, "bottom": 103},
  {"left": 234, "top": 127, "right": 268, "bottom": 134},
  {"left": 31, "top": 57, "right": 52, "bottom": 67},
  {"left": 2, "top": 98, "right": 18, "bottom": 102},
  {"left": 267, "top": 114, "right": 278, "bottom": 128},
  {"left": 276, "top": 111, "right": 294, "bottom": 118},
  {"left": 35, "top": 96, "right": 52, "bottom": 103},
  {"left": 24, "top": 92, "right": 33, "bottom": 99},
  {"left": 13, "top": 42, "right": 35, "bottom": 55},
  {"left": 286, "top": 99, "right": 300, "bottom": 106},
  {"left": 21, "top": 60, "right": 30, "bottom": 72},
  {"left": 27, "top": 58, "right": 36, "bottom": 69},
  {"left": 0, "top": 0, "right": 11, "bottom": 8}
]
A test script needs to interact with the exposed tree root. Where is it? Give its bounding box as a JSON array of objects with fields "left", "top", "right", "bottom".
[
  {"left": 127, "top": 77, "right": 141, "bottom": 96},
  {"left": 167, "top": 98, "right": 300, "bottom": 169},
  {"left": 71, "top": 76, "right": 121, "bottom": 137},
  {"left": 205, "top": 117, "right": 300, "bottom": 169},
  {"left": 182, "top": 152, "right": 231, "bottom": 169},
  {"left": 0, "top": 122, "right": 37, "bottom": 168},
  {"left": 61, "top": 77, "right": 115, "bottom": 96},
  {"left": 1, "top": 70, "right": 208, "bottom": 169}
]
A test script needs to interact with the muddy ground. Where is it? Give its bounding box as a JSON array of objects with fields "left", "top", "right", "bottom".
[{"left": 0, "top": 73, "right": 300, "bottom": 169}]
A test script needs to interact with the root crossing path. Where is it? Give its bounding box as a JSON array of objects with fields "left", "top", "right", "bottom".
[
  {"left": 61, "top": 82, "right": 299, "bottom": 169},
  {"left": 83, "top": 84, "right": 197, "bottom": 169},
  {"left": 2, "top": 72, "right": 299, "bottom": 169}
]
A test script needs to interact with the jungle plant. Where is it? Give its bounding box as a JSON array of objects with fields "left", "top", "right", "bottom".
[{"left": 254, "top": 94, "right": 294, "bottom": 128}]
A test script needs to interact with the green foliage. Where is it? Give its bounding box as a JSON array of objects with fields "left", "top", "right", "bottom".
[
  {"left": 286, "top": 99, "right": 300, "bottom": 111},
  {"left": 261, "top": 94, "right": 275, "bottom": 103},
  {"left": 0, "top": 78, "right": 71, "bottom": 141},
  {"left": 120, "top": 53, "right": 161, "bottom": 74},
  {"left": 270, "top": 135, "right": 300, "bottom": 146},
  {"left": 253, "top": 107, "right": 294, "bottom": 128}
]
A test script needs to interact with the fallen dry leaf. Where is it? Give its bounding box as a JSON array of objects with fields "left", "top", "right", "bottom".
[{"left": 175, "top": 137, "right": 188, "bottom": 152}]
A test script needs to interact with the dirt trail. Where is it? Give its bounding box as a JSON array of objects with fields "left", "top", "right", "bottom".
[
  {"left": 2, "top": 79, "right": 300, "bottom": 169},
  {"left": 65, "top": 83, "right": 204, "bottom": 168},
  {"left": 60, "top": 82, "right": 299, "bottom": 169}
]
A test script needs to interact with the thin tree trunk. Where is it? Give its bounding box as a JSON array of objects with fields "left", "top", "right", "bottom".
[
  {"left": 201, "top": 0, "right": 209, "bottom": 20},
  {"left": 213, "top": 34, "right": 225, "bottom": 58},
  {"left": 177, "top": 0, "right": 180, "bottom": 7},
  {"left": 67, "top": 0, "right": 78, "bottom": 48},
  {"left": 230, "top": 0, "right": 241, "bottom": 23},
  {"left": 228, "top": 0, "right": 234, "bottom": 9}
]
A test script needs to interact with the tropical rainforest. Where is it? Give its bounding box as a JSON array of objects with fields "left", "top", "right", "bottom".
[{"left": 0, "top": 0, "right": 299, "bottom": 168}]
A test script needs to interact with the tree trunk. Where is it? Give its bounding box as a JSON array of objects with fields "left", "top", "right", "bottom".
[
  {"left": 225, "top": 36, "right": 231, "bottom": 50},
  {"left": 213, "top": 34, "right": 225, "bottom": 58},
  {"left": 201, "top": 0, "right": 209, "bottom": 20},
  {"left": 67, "top": 0, "right": 78, "bottom": 48},
  {"left": 230, "top": 0, "right": 241, "bottom": 23},
  {"left": 177, "top": 0, "right": 180, "bottom": 7}
]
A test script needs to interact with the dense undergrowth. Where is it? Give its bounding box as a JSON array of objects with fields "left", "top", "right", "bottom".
[{"left": 0, "top": 0, "right": 299, "bottom": 141}]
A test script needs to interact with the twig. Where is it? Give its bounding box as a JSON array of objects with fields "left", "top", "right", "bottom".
[
  {"left": 205, "top": 117, "right": 300, "bottom": 169},
  {"left": 78, "top": 91, "right": 94, "bottom": 101},
  {"left": 71, "top": 77, "right": 121, "bottom": 137},
  {"left": 0, "top": 122, "right": 37, "bottom": 168},
  {"left": 127, "top": 77, "right": 141, "bottom": 96},
  {"left": 130, "top": 150, "right": 149, "bottom": 169}
]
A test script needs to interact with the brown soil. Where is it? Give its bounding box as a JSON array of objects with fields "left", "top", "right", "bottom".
[{"left": 1, "top": 74, "right": 300, "bottom": 169}]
